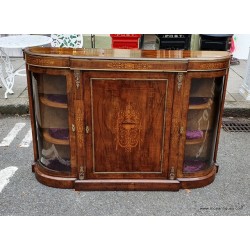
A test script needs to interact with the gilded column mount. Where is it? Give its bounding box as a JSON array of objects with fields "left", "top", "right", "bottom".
[
  {"left": 79, "top": 166, "right": 85, "bottom": 180},
  {"left": 74, "top": 70, "right": 80, "bottom": 89},
  {"left": 177, "top": 73, "right": 183, "bottom": 92}
]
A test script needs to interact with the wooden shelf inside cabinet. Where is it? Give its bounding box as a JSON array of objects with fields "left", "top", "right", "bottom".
[
  {"left": 185, "top": 130, "right": 207, "bottom": 145},
  {"left": 40, "top": 95, "right": 68, "bottom": 109},
  {"left": 185, "top": 130, "right": 209, "bottom": 145},
  {"left": 43, "top": 129, "right": 69, "bottom": 145},
  {"left": 183, "top": 159, "right": 208, "bottom": 173},
  {"left": 189, "top": 97, "right": 212, "bottom": 110},
  {"left": 186, "top": 137, "right": 204, "bottom": 145}
]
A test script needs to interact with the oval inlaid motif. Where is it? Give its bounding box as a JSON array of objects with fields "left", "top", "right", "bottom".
[{"left": 114, "top": 103, "right": 142, "bottom": 152}]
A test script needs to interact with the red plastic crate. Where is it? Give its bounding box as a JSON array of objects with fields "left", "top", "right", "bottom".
[{"left": 110, "top": 34, "right": 141, "bottom": 49}]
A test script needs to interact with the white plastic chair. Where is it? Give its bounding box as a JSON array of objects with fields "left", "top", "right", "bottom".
[{"left": 51, "top": 34, "right": 83, "bottom": 48}]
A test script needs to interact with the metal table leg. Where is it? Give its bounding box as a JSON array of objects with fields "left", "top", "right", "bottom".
[
  {"left": 91, "top": 34, "right": 95, "bottom": 48},
  {"left": 0, "top": 48, "right": 15, "bottom": 98}
]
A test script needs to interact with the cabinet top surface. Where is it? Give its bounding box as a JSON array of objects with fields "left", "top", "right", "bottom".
[{"left": 24, "top": 47, "right": 231, "bottom": 61}]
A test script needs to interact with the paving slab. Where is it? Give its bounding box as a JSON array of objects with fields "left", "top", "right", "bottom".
[{"left": 225, "top": 92, "right": 236, "bottom": 102}]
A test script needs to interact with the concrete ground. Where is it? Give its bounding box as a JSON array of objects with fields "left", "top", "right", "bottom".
[{"left": 0, "top": 115, "right": 249, "bottom": 216}]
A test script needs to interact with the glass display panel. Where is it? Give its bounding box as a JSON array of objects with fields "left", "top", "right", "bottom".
[
  {"left": 183, "top": 77, "right": 224, "bottom": 173},
  {"left": 31, "top": 73, "right": 71, "bottom": 172}
]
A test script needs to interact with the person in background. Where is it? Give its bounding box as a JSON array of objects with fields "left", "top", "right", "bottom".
[{"left": 230, "top": 36, "right": 240, "bottom": 65}]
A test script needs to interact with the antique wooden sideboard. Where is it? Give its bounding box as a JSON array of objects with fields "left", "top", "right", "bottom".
[{"left": 24, "top": 47, "right": 231, "bottom": 191}]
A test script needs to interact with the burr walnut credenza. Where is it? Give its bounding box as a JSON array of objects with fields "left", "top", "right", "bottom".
[{"left": 24, "top": 47, "right": 231, "bottom": 191}]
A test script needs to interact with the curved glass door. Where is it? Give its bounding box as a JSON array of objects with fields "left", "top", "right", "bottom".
[
  {"left": 183, "top": 76, "right": 224, "bottom": 173},
  {"left": 31, "top": 73, "right": 71, "bottom": 172}
]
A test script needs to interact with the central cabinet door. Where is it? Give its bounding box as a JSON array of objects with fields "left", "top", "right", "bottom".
[{"left": 83, "top": 71, "right": 174, "bottom": 179}]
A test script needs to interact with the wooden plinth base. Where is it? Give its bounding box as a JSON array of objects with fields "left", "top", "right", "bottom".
[
  {"left": 75, "top": 179, "right": 180, "bottom": 191},
  {"left": 33, "top": 164, "right": 217, "bottom": 191}
]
